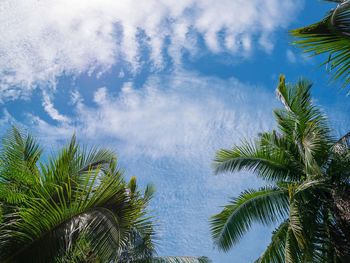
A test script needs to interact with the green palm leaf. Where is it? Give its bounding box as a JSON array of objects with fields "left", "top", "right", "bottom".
[
  {"left": 214, "top": 141, "right": 299, "bottom": 182},
  {"left": 291, "top": 1, "right": 350, "bottom": 87},
  {"left": 275, "top": 76, "right": 332, "bottom": 176},
  {"left": 255, "top": 221, "right": 289, "bottom": 263},
  {"left": 210, "top": 187, "right": 289, "bottom": 251},
  {"left": 0, "top": 127, "right": 42, "bottom": 206},
  {"left": 0, "top": 166, "right": 132, "bottom": 262}
]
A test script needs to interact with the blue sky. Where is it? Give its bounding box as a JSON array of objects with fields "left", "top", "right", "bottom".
[{"left": 1, "top": 1, "right": 350, "bottom": 262}]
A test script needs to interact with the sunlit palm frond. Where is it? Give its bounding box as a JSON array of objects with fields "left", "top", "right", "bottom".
[
  {"left": 0, "top": 127, "right": 42, "bottom": 207},
  {"left": 0, "top": 126, "right": 42, "bottom": 181},
  {"left": 331, "top": 132, "right": 350, "bottom": 155},
  {"left": 42, "top": 135, "right": 115, "bottom": 187},
  {"left": 56, "top": 177, "right": 158, "bottom": 263},
  {"left": 275, "top": 76, "right": 331, "bottom": 144},
  {"left": 275, "top": 76, "right": 332, "bottom": 174}
]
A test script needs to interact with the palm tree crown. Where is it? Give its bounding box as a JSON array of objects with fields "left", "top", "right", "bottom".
[
  {"left": 210, "top": 75, "right": 350, "bottom": 262},
  {"left": 0, "top": 127, "right": 210, "bottom": 263}
]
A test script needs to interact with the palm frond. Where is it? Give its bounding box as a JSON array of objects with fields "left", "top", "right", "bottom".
[
  {"left": 328, "top": 132, "right": 350, "bottom": 185},
  {"left": 288, "top": 201, "right": 306, "bottom": 250},
  {"left": 211, "top": 76, "right": 349, "bottom": 260},
  {"left": 294, "top": 179, "right": 329, "bottom": 196},
  {"left": 275, "top": 76, "right": 332, "bottom": 174},
  {"left": 0, "top": 127, "right": 42, "bottom": 208},
  {"left": 0, "top": 165, "right": 132, "bottom": 262},
  {"left": 210, "top": 186, "right": 289, "bottom": 251},
  {"left": 290, "top": 1, "right": 350, "bottom": 87},
  {"left": 284, "top": 226, "right": 302, "bottom": 263},
  {"left": 214, "top": 140, "right": 299, "bottom": 182},
  {"left": 0, "top": 139, "right": 150, "bottom": 262},
  {"left": 255, "top": 220, "right": 289, "bottom": 263}
]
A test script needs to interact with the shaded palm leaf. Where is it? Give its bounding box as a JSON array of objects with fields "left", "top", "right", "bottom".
[
  {"left": 255, "top": 221, "right": 289, "bottom": 263},
  {"left": 0, "top": 167, "right": 133, "bottom": 262},
  {"left": 284, "top": 226, "right": 302, "bottom": 263},
  {"left": 291, "top": 1, "right": 350, "bottom": 87}
]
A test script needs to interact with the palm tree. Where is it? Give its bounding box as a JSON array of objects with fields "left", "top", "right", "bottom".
[
  {"left": 0, "top": 127, "right": 210, "bottom": 263},
  {"left": 210, "top": 75, "right": 350, "bottom": 262},
  {"left": 290, "top": 0, "right": 350, "bottom": 87}
]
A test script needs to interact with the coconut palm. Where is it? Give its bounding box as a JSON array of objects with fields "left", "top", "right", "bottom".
[
  {"left": 210, "top": 75, "right": 350, "bottom": 262},
  {"left": 0, "top": 127, "right": 210, "bottom": 263},
  {"left": 290, "top": 0, "right": 350, "bottom": 87}
]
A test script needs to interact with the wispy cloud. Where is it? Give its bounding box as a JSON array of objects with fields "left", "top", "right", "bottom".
[
  {"left": 12, "top": 71, "right": 277, "bottom": 160},
  {"left": 0, "top": 0, "right": 303, "bottom": 100},
  {"left": 42, "top": 91, "right": 71, "bottom": 123}
]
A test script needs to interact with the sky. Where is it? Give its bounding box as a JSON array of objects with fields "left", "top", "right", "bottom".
[{"left": 1, "top": 1, "right": 350, "bottom": 262}]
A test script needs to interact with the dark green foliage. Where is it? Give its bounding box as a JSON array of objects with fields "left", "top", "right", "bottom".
[{"left": 0, "top": 127, "right": 208, "bottom": 263}]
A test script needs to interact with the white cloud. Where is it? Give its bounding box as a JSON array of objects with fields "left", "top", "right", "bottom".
[
  {"left": 70, "top": 90, "right": 83, "bottom": 105},
  {"left": 0, "top": 0, "right": 303, "bottom": 100},
  {"left": 93, "top": 87, "right": 108, "bottom": 104},
  {"left": 42, "top": 91, "right": 70, "bottom": 123},
  {"left": 20, "top": 71, "right": 277, "bottom": 160}
]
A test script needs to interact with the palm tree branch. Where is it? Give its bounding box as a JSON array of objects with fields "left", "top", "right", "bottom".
[{"left": 210, "top": 187, "right": 289, "bottom": 251}]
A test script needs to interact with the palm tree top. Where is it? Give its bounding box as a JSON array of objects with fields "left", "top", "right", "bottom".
[
  {"left": 211, "top": 76, "right": 350, "bottom": 262},
  {"left": 0, "top": 127, "right": 210, "bottom": 263}
]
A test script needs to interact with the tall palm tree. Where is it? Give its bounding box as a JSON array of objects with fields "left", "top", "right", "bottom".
[
  {"left": 210, "top": 75, "right": 350, "bottom": 262},
  {"left": 0, "top": 127, "right": 210, "bottom": 263},
  {"left": 290, "top": 0, "right": 350, "bottom": 87}
]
